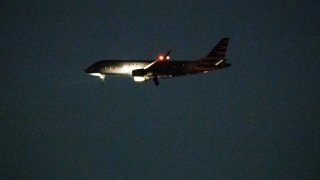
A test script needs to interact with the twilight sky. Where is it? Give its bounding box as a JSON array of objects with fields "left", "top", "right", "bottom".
[{"left": 1, "top": 0, "right": 320, "bottom": 179}]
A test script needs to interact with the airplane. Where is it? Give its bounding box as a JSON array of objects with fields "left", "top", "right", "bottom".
[{"left": 85, "top": 38, "right": 231, "bottom": 86}]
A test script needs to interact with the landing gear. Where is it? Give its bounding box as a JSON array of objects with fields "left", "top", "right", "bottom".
[{"left": 153, "top": 76, "right": 159, "bottom": 86}]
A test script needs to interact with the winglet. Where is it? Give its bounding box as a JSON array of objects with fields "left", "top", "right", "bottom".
[
  {"left": 165, "top": 50, "right": 171, "bottom": 57},
  {"left": 206, "top": 38, "right": 229, "bottom": 58}
]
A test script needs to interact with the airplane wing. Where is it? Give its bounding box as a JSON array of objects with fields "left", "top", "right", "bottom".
[{"left": 143, "top": 50, "right": 171, "bottom": 70}]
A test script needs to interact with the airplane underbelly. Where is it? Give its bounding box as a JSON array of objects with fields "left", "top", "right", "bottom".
[{"left": 155, "top": 64, "right": 190, "bottom": 76}]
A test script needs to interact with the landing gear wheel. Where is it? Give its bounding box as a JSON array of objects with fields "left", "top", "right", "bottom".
[{"left": 153, "top": 76, "right": 160, "bottom": 86}]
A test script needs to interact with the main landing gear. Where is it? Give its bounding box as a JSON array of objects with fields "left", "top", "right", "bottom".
[{"left": 153, "top": 76, "right": 159, "bottom": 86}]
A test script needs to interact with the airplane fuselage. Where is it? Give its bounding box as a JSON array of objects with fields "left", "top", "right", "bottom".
[{"left": 85, "top": 59, "right": 229, "bottom": 77}]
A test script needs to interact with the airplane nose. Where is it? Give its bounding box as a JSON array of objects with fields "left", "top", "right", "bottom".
[{"left": 85, "top": 65, "right": 96, "bottom": 73}]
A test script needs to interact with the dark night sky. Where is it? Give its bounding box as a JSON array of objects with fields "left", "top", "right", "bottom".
[{"left": 1, "top": 0, "right": 319, "bottom": 179}]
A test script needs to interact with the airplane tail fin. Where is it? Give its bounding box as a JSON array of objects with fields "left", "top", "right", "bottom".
[
  {"left": 206, "top": 38, "right": 229, "bottom": 58},
  {"left": 196, "top": 38, "right": 231, "bottom": 69}
]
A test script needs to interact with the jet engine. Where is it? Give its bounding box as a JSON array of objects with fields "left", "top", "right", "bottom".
[
  {"left": 132, "top": 69, "right": 148, "bottom": 82},
  {"left": 132, "top": 69, "right": 147, "bottom": 76},
  {"left": 133, "top": 76, "right": 146, "bottom": 82}
]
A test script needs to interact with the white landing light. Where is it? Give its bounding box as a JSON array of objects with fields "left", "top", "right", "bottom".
[{"left": 89, "top": 73, "right": 106, "bottom": 80}]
